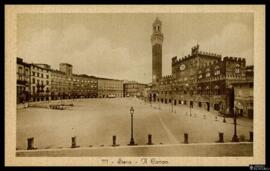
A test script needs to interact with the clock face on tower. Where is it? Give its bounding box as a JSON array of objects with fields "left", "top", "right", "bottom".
[{"left": 180, "top": 64, "right": 186, "bottom": 71}]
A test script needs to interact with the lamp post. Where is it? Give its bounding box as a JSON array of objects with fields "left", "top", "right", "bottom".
[
  {"left": 232, "top": 107, "right": 239, "bottom": 142},
  {"left": 190, "top": 101, "right": 192, "bottom": 117},
  {"left": 150, "top": 95, "right": 152, "bottom": 107},
  {"left": 157, "top": 93, "right": 160, "bottom": 110},
  {"left": 128, "top": 107, "right": 136, "bottom": 145}
]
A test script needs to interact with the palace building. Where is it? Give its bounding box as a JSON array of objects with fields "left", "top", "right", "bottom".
[
  {"left": 97, "top": 77, "right": 124, "bottom": 98},
  {"left": 29, "top": 63, "right": 51, "bottom": 102},
  {"left": 51, "top": 63, "right": 98, "bottom": 100},
  {"left": 148, "top": 18, "right": 253, "bottom": 118},
  {"left": 123, "top": 81, "right": 147, "bottom": 97}
]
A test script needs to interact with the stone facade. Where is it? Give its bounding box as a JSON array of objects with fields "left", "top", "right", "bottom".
[
  {"left": 17, "top": 59, "right": 99, "bottom": 102},
  {"left": 72, "top": 74, "right": 98, "bottom": 98},
  {"left": 150, "top": 45, "right": 253, "bottom": 117},
  {"left": 16, "top": 57, "right": 31, "bottom": 103},
  {"left": 51, "top": 64, "right": 98, "bottom": 100},
  {"left": 97, "top": 78, "right": 123, "bottom": 98},
  {"left": 233, "top": 81, "right": 253, "bottom": 118},
  {"left": 151, "top": 17, "right": 163, "bottom": 84},
  {"left": 60, "top": 63, "right": 73, "bottom": 77},
  {"left": 123, "top": 81, "right": 147, "bottom": 97},
  {"left": 51, "top": 69, "right": 73, "bottom": 100},
  {"left": 29, "top": 63, "right": 51, "bottom": 102}
]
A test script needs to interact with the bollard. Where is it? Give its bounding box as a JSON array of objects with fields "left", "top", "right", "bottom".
[
  {"left": 71, "top": 136, "right": 79, "bottom": 148},
  {"left": 249, "top": 131, "right": 253, "bottom": 142},
  {"left": 184, "top": 133, "right": 188, "bottom": 144},
  {"left": 215, "top": 116, "right": 218, "bottom": 121},
  {"left": 112, "top": 135, "right": 119, "bottom": 146},
  {"left": 147, "top": 134, "right": 153, "bottom": 145},
  {"left": 223, "top": 116, "right": 226, "bottom": 123},
  {"left": 27, "top": 137, "right": 34, "bottom": 150},
  {"left": 112, "top": 135, "right": 116, "bottom": 146},
  {"left": 218, "top": 132, "right": 224, "bottom": 143}
]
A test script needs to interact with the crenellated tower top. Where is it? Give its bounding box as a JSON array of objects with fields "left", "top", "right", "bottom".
[{"left": 151, "top": 17, "right": 164, "bottom": 46}]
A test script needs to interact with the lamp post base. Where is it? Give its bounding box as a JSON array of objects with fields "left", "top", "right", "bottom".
[
  {"left": 232, "top": 134, "right": 239, "bottom": 142},
  {"left": 128, "top": 138, "right": 136, "bottom": 145}
]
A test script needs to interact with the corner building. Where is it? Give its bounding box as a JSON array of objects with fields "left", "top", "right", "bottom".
[{"left": 16, "top": 57, "right": 31, "bottom": 103}]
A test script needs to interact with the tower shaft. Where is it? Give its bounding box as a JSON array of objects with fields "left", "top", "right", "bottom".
[{"left": 151, "top": 17, "right": 163, "bottom": 83}]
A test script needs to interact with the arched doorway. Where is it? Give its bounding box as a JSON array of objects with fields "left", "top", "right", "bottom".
[
  {"left": 190, "top": 101, "right": 193, "bottom": 108},
  {"left": 153, "top": 93, "right": 156, "bottom": 102},
  {"left": 214, "top": 103, "right": 220, "bottom": 111}
]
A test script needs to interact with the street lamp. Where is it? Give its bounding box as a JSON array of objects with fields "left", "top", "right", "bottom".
[
  {"left": 128, "top": 106, "right": 136, "bottom": 145},
  {"left": 150, "top": 95, "right": 152, "bottom": 107},
  {"left": 232, "top": 107, "right": 239, "bottom": 142},
  {"left": 189, "top": 101, "right": 192, "bottom": 117},
  {"left": 157, "top": 93, "right": 161, "bottom": 110}
]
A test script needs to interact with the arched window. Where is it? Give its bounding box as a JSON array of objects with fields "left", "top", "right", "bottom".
[
  {"left": 197, "top": 86, "right": 202, "bottom": 95},
  {"left": 214, "top": 85, "right": 220, "bottom": 95},
  {"left": 235, "top": 64, "right": 240, "bottom": 74}
]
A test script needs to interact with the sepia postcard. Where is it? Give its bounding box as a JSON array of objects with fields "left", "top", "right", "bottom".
[{"left": 5, "top": 5, "right": 265, "bottom": 166}]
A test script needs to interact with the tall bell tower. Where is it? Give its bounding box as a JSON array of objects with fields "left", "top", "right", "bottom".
[{"left": 151, "top": 17, "right": 164, "bottom": 84}]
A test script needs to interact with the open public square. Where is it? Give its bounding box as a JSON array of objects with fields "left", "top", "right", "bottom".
[{"left": 17, "top": 97, "right": 253, "bottom": 155}]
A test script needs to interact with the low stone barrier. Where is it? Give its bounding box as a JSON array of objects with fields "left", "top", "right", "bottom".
[{"left": 16, "top": 142, "right": 253, "bottom": 157}]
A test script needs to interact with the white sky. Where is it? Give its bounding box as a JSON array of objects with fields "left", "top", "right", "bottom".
[{"left": 17, "top": 13, "right": 254, "bottom": 84}]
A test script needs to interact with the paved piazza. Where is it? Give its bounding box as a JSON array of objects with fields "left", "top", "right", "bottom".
[{"left": 16, "top": 98, "right": 253, "bottom": 150}]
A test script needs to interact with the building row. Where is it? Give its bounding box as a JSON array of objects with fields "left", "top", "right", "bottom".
[{"left": 16, "top": 57, "right": 146, "bottom": 103}]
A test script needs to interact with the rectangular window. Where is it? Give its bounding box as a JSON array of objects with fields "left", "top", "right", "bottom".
[
  {"left": 215, "top": 70, "right": 220, "bottom": 75},
  {"left": 37, "top": 73, "right": 39, "bottom": 77},
  {"left": 32, "top": 71, "right": 35, "bottom": 76},
  {"left": 18, "top": 67, "right": 22, "bottom": 74}
]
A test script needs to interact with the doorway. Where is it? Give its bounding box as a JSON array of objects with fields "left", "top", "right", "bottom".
[{"left": 206, "top": 102, "right": 210, "bottom": 111}]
